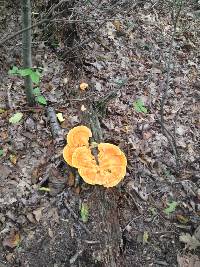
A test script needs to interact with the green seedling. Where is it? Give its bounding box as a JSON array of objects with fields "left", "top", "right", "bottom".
[
  {"left": 133, "top": 99, "right": 148, "bottom": 114},
  {"left": 9, "top": 66, "right": 41, "bottom": 84},
  {"left": 164, "top": 201, "right": 178, "bottom": 215},
  {"left": 80, "top": 203, "right": 89, "bottom": 223},
  {"left": 0, "top": 149, "right": 4, "bottom": 157},
  {"left": 33, "top": 87, "right": 47, "bottom": 106},
  {"left": 9, "top": 112, "right": 23, "bottom": 124}
]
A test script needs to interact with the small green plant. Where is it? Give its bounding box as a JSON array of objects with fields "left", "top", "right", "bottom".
[
  {"left": 9, "top": 112, "right": 23, "bottom": 124},
  {"left": 80, "top": 203, "right": 89, "bottom": 223},
  {"left": 33, "top": 87, "right": 47, "bottom": 105},
  {"left": 148, "top": 207, "right": 157, "bottom": 216},
  {"left": 164, "top": 169, "right": 171, "bottom": 177},
  {"left": 133, "top": 99, "right": 148, "bottom": 114},
  {"left": 164, "top": 201, "right": 178, "bottom": 215},
  {"left": 9, "top": 66, "right": 47, "bottom": 106},
  {"left": 9, "top": 66, "right": 41, "bottom": 84},
  {"left": 143, "top": 231, "right": 149, "bottom": 244},
  {"left": 0, "top": 149, "right": 4, "bottom": 157}
]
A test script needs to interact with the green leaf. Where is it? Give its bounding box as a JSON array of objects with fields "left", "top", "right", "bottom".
[
  {"left": 30, "top": 70, "right": 40, "bottom": 84},
  {"left": 114, "top": 78, "right": 127, "bottom": 87},
  {"left": 8, "top": 66, "right": 19, "bottom": 75},
  {"left": 149, "top": 207, "right": 157, "bottom": 216},
  {"left": 133, "top": 99, "right": 148, "bottom": 114},
  {"left": 164, "top": 201, "right": 178, "bottom": 215},
  {"left": 18, "top": 68, "right": 32, "bottom": 77},
  {"left": 36, "top": 95, "right": 47, "bottom": 105},
  {"left": 80, "top": 203, "right": 89, "bottom": 223},
  {"left": 38, "top": 187, "right": 51, "bottom": 192},
  {"left": 33, "top": 87, "right": 41, "bottom": 96},
  {"left": 0, "top": 149, "right": 4, "bottom": 157},
  {"left": 9, "top": 112, "right": 23, "bottom": 124},
  {"left": 143, "top": 231, "right": 149, "bottom": 244}
]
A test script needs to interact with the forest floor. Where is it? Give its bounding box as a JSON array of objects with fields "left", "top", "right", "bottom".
[{"left": 0, "top": 1, "right": 200, "bottom": 266}]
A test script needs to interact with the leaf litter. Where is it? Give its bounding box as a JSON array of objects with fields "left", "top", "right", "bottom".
[{"left": 0, "top": 1, "right": 199, "bottom": 266}]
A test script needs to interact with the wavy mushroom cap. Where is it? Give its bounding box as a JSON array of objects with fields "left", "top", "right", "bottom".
[
  {"left": 63, "top": 145, "right": 77, "bottom": 167},
  {"left": 98, "top": 143, "right": 122, "bottom": 156},
  {"left": 98, "top": 143, "right": 127, "bottom": 187},
  {"left": 72, "top": 142, "right": 127, "bottom": 187},
  {"left": 98, "top": 143, "right": 127, "bottom": 168},
  {"left": 67, "top": 125, "right": 92, "bottom": 148},
  {"left": 79, "top": 166, "right": 104, "bottom": 185},
  {"left": 72, "top": 146, "right": 96, "bottom": 169}
]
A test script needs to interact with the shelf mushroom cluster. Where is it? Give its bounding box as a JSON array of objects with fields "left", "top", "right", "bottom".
[{"left": 63, "top": 126, "right": 127, "bottom": 187}]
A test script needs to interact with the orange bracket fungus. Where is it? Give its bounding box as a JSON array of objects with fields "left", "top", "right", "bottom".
[
  {"left": 63, "top": 126, "right": 92, "bottom": 167},
  {"left": 63, "top": 126, "right": 127, "bottom": 187}
]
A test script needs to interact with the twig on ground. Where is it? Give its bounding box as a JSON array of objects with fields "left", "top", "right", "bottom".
[
  {"left": 6, "top": 82, "right": 15, "bottom": 110},
  {"left": 0, "top": 18, "right": 50, "bottom": 46},
  {"left": 82, "top": 239, "right": 101, "bottom": 244},
  {"left": 156, "top": 114, "right": 179, "bottom": 168},
  {"left": 123, "top": 215, "right": 143, "bottom": 231},
  {"left": 63, "top": 200, "right": 91, "bottom": 235},
  {"left": 46, "top": 106, "right": 64, "bottom": 143},
  {"left": 69, "top": 248, "right": 83, "bottom": 264},
  {"left": 173, "top": 108, "right": 181, "bottom": 142}
]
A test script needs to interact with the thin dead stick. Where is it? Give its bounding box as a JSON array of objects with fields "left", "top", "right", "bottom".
[
  {"left": 156, "top": 114, "right": 179, "bottom": 169},
  {"left": 64, "top": 200, "right": 91, "bottom": 235},
  {"left": 173, "top": 108, "right": 181, "bottom": 147},
  {"left": 46, "top": 106, "right": 64, "bottom": 140},
  {"left": 0, "top": 19, "right": 49, "bottom": 46},
  {"left": 69, "top": 249, "right": 83, "bottom": 264},
  {"left": 45, "top": 0, "right": 69, "bottom": 18},
  {"left": 6, "top": 82, "right": 15, "bottom": 110},
  {"left": 123, "top": 215, "right": 143, "bottom": 231}
]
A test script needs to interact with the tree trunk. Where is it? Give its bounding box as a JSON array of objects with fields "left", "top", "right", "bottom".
[
  {"left": 80, "top": 101, "right": 124, "bottom": 266},
  {"left": 21, "top": 0, "right": 35, "bottom": 106}
]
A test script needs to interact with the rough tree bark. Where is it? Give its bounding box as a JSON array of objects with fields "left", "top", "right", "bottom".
[
  {"left": 21, "top": 0, "right": 35, "bottom": 105},
  {"left": 80, "top": 96, "right": 124, "bottom": 267}
]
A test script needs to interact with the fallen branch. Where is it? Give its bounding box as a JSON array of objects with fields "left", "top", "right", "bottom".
[
  {"left": 6, "top": 82, "right": 15, "bottom": 110},
  {"left": 46, "top": 106, "right": 64, "bottom": 143},
  {"left": 0, "top": 18, "right": 49, "bottom": 46}
]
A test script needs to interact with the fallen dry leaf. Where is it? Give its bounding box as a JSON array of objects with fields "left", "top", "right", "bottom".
[
  {"left": 9, "top": 154, "right": 17, "bottom": 165},
  {"left": 81, "top": 104, "right": 87, "bottom": 112},
  {"left": 33, "top": 207, "right": 44, "bottom": 222},
  {"left": 177, "top": 254, "right": 200, "bottom": 267},
  {"left": 80, "top": 82, "right": 88, "bottom": 91},
  {"left": 48, "top": 228, "right": 54, "bottom": 238},
  {"left": 0, "top": 164, "right": 11, "bottom": 179},
  {"left": 113, "top": 19, "right": 121, "bottom": 31},
  {"left": 179, "top": 233, "right": 200, "bottom": 250},
  {"left": 3, "top": 232, "right": 20, "bottom": 248},
  {"left": 67, "top": 172, "right": 75, "bottom": 187}
]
